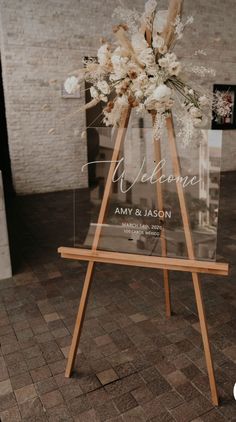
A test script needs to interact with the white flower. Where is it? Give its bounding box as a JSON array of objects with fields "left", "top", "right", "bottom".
[
  {"left": 111, "top": 52, "right": 129, "bottom": 80},
  {"left": 158, "top": 57, "right": 168, "bottom": 68},
  {"left": 152, "top": 35, "right": 165, "bottom": 49},
  {"left": 138, "top": 48, "right": 155, "bottom": 67},
  {"left": 158, "top": 53, "right": 177, "bottom": 69},
  {"left": 144, "top": 82, "right": 157, "bottom": 96},
  {"left": 131, "top": 33, "right": 148, "bottom": 54},
  {"left": 137, "top": 73, "right": 149, "bottom": 86},
  {"left": 152, "top": 84, "right": 172, "bottom": 101},
  {"left": 90, "top": 86, "right": 99, "bottom": 99},
  {"left": 144, "top": 97, "right": 158, "bottom": 110},
  {"left": 158, "top": 53, "right": 181, "bottom": 76},
  {"left": 190, "top": 106, "right": 202, "bottom": 118},
  {"left": 168, "top": 62, "right": 181, "bottom": 76},
  {"left": 97, "top": 44, "right": 111, "bottom": 66},
  {"left": 145, "top": 0, "right": 157, "bottom": 15},
  {"left": 64, "top": 76, "right": 79, "bottom": 94},
  {"left": 199, "top": 95, "right": 209, "bottom": 107},
  {"left": 97, "top": 80, "right": 110, "bottom": 95},
  {"left": 145, "top": 84, "right": 172, "bottom": 110},
  {"left": 134, "top": 90, "right": 144, "bottom": 100}
]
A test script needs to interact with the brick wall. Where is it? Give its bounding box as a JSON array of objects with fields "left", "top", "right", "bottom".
[{"left": 0, "top": 0, "right": 235, "bottom": 194}]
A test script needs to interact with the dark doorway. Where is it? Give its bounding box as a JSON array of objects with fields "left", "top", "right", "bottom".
[{"left": 0, "top": 60, "right": 14, "bottom": 197}]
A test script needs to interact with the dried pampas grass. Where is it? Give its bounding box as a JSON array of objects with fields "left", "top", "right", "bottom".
[
  {"left": 114, "top": 27, "right": 145, "bottom": 70},
  {"left": 114, "top": 27, "right": 134, "bottom": 55},
  {"left": 161, "top": 0, "right": 183, "bottom": 47}
]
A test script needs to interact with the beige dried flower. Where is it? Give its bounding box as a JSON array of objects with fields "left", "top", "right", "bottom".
[{"left": 113, "top": 24, "right": 129, "bottom": 34}]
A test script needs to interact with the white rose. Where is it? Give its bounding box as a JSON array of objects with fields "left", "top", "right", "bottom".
[
  {"left": 138, "top": 48, "right": 155, "bottom": 66},
  {"left": 97, "top": 80, "right": 110, "bottom": 95},
  {"left": 90, "top": 86, "right": 99, "bottom": 99},
  {"left": 152, "top": 84, "right": 172, "bottom": 101},
  {"left": 145, "top": 84, "right": 172, "bottom": 110},
  {"left": 158, "top": 57, "right": 168, "bottom": 68},
  {"left": 64, "top": 76, "right": 79, "bottom": 94}
]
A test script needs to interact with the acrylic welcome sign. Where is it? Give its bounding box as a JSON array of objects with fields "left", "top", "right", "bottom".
[{"left": 73, "top": 110, "right": 223, "bottom": 262}]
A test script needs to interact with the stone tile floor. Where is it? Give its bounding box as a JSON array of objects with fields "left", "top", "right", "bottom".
[{"left": 0, "top": 172, "right": 236, "bottom": 421}]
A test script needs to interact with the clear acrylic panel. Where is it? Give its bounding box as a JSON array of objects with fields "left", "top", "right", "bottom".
[{"left": 74, "top": 110, "right": 222, "bottom": 261}]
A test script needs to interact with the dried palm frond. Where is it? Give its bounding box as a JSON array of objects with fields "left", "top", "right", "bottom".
[
  {"left": 83, "top": 98, "right": 100, "bottom": 110},
  {"left": 161, "top": 0, "right": 183, "bottom": 48},
  {"left": 145, "top": 28, "right": 152, "bottom": 46}
]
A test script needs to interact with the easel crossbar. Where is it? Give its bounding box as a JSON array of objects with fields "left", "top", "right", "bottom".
[{"left": 58, "top": 247, "right": 228, "bottom": 276}]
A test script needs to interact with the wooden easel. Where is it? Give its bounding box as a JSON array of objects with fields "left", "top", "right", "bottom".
[{"left": 59, "top": 107, "right": 229, "bottom": 407}]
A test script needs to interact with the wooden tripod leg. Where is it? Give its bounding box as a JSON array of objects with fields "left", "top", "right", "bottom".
[
  {"left": 192, "top": 272, "right": 218, "bottom": 406},
  {"left": 165, "top": 115, "right": 219, "bottom": 406},
  {"left": 152, "top": 117, "right": 171, "bottom": 317},
  {"left": 65, "top": 261, "right": 94, "bottom": 377},
  {"left": 65, "top": 107, "right": 131, "bottom": 377}
]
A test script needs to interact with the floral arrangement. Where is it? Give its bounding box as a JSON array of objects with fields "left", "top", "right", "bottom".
[{"left": 64, "top": 0, "right": 231, "bottom": 144}]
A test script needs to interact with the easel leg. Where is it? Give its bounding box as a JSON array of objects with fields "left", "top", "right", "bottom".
[
  {"left": 65, "top": 261, "right": 95, "bottom": 377},
  {"left": 152, "top": 114, "right": 171, "bottom": 318},
  {"left": 163, "top": 269, "right": 171, "bottom": 318},
  {"left": 192, "top": 273, "right": 218, "bottom": 406},
  {"left": 66, "top": 107, "right": 131, "bottom": 377},
  {"left": 165, "top": 115, "right": 219, "bottom": 406}
]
